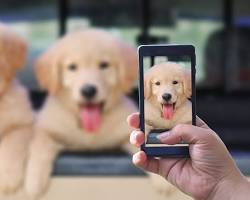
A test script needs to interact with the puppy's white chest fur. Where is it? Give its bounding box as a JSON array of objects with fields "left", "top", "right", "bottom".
[{"left": 36, "top": 96, "right": 136, "bottom": 150}]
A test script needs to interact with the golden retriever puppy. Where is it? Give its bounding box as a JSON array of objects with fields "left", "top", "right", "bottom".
[
  {"left": 25, "top": 29, "right": 138, "bottom": 199},
  {"left": 0, "top": 24, "right": 33, "bottom": 194},
  {"left": 144, "top": 62, "right": 192, "bottom": 138}
]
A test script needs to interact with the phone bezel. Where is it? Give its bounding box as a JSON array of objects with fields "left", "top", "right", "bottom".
[{"left": 138, "top": 44, "right": 196, "bottom": 157}]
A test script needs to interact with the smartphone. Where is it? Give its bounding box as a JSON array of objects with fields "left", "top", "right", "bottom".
[{"left": 138, "top": 44, "right": 196, "bottom": 157}]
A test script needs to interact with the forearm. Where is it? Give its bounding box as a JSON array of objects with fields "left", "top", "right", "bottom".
[{"left": 206, "top": 170, "right": 250, "bottom": 200}]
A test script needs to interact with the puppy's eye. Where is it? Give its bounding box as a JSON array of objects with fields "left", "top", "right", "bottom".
[
  {"left": 172, "top": 80, "right": 178, "bottom": 85},
  {"left": 99, "top": 61, "right": 110, "bottom": 69},
  {"left": 68, "top": 63, "right": 77, "bottom": 71},
  {"left": 155, "top": 81, "right": 161, "bottom": 86}
]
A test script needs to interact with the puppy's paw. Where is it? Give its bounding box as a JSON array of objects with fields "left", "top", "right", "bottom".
[
  {"left": 25, "top": 171, "right": 50, "bottom": 200},
  {"left": 0, "top": 164, "right": 23, "bottom": 194},
  {"left": 149, "top": 173, "right": 177, "bottom": 196}
]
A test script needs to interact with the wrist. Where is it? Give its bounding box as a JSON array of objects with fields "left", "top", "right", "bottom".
[{"left": 206, "top": 169, "right": 250, "bottom": 200}]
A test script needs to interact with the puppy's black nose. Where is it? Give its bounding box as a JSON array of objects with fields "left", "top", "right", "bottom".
[
  {"left": 162, "top": 93, "right": 172, "bottom": 101},
  {"left": 81, "top": 85, "right": 97, "bottom": 99}
]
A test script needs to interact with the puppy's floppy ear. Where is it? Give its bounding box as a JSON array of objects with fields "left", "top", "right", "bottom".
[
  {"left": 144, "top": 72, "right": 152, "bottom": 99},
  {"left": 0, "top": 24, "right": 27, "bottom": 81},
  {"left": 35, "top": 43, "right": 62, "bottom": 95},
  {"left": 117, "top": 41, "right": 138, "bottom": 93},
  {"left": 183, "top": 69, "right": 192, "bottom": 98}
]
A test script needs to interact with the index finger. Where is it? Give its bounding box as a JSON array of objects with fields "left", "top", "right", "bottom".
[{"left": 127, "top": 112, "right": 140, "bottom": 128}]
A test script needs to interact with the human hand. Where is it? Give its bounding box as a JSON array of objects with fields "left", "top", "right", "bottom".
[{"left": 127, "top": 113, "right": 250, "bottom": 200}]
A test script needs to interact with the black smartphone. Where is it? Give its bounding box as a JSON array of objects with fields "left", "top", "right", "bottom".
[{"left": 138, "top": 44, "right": 196, "bottom": 157}]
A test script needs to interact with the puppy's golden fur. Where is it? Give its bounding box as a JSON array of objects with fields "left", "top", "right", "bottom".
[
  {"left": 0, "top": 24, "right": 33, "bottom": 194},
  {"left": 25, "top": 29, "right": 138, "bottom": 199},
  {"left": 144, "top": 62, "right": 192, "bottom": 137}
]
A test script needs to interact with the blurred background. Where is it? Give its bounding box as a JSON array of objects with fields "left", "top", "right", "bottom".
[{"left": 1, "top": 0, "right": 250, "bottom": 199}]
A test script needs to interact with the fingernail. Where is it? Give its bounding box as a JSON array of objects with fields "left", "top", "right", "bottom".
[
  {"left": 131, "top": 132, "right": 137, "bottom": 143},
  {"left": 133, "top": 153, "right": 140, "bottom": 163},
  {"left": 156, "top": 131, "right": 171, "bottom": 141},
  {"left": 130, "top": 131, "right": 138, "bottom": 143}
]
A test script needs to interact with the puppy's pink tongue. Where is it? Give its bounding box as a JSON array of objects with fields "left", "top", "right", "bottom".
[
  {"left": 80, "top": 105, "right": 101, "bottom": 133},
  {"left": 162, "top": 104, "right": 174, "bottom": 120}
]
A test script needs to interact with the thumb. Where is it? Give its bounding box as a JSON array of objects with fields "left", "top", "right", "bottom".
[
  {"left": 157, "top": 124, "right": 210, "bottom": 145},
  {"left": 196, "top": 116, "right": 210, "bottom": 129}
]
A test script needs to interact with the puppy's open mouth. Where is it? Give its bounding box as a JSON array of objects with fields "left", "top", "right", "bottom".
[
  {"left": 161, "top": 103, "right": 176, "bottom": 120},
  {"left": 79, "top": 102, "right": 105, "bottom": 133}
]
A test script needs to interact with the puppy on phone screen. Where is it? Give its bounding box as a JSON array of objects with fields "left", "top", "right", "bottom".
[{"left": 144, "top": 62, "right": 192, "bottom": 139}]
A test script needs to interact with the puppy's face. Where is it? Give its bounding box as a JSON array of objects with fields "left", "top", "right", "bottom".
[
  {"left": 144, "top": 62, "right": 191, "bottom": 120},
  {"left": 0, "top": 24, "right": 27, "bottom": 96},
  {"left": 61, "top": 46, "right": 120, "bottom": 110},
  {"left": 35, "top": 29, "right": 137, "bottom": 132}
]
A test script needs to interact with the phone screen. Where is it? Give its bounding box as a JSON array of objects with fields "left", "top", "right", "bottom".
[{"left": 139, "top": 45, "right": 195, "bottom": 151}]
